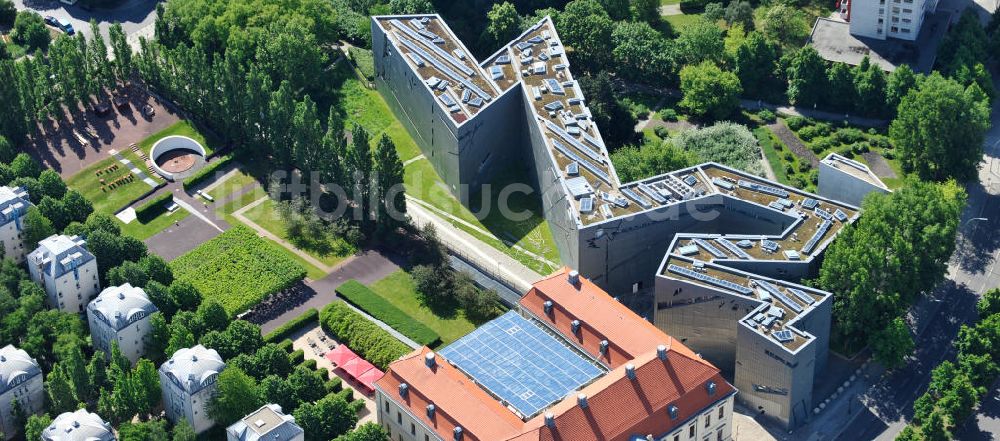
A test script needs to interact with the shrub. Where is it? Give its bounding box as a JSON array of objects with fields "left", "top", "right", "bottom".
[
  {"left": 836, "top": 145, "right": 855, "bottom": 158},
  {"left": 798, "top": 161, "right": 812, "bottom": 172},
  {"left": 680, "top": 0, "right": 711, "bottom": 12},
  {"left": 675, "top": 122, "right": 764, "bottom": 176},
  {"left": 278, "top": 339, "right": 294, "bottom": 353},
  {"left": 135, "top": 193, "right": 173, "bottom": 223},
  {"left": 785, "top": 164, "right": 795, "bottom": 175},
  {"left": 833, "top": 128, "right": 866, "bottom": 145},
  {"left": 182, "top": 154, "right": 233, "bottom": 191},
  {"left": 171, "top": 226, "right": 306, "bottom": 316},
  {"left": 783, "top": 152, "right": 794, "bottom": 162},
  {"left": 290, "top": 349, "right": 305, "bottom": 364},
  {"left": 851, "top": 142, "right": 870, "bottom": 154},
  {"left": 336, "top": 280, "right": 440, "bottom": 346},
  {"left": 264, "top": 308, "right": 319, "bottom": 343},
  {"left": 319, "top": 303, "right": 411, "bottom": 370},
  {"left": 326, "top": 377, "right": 343, "bottom": 393},
  {"left": 335, "top": 388, "right": 354, "bottom": 403},
  {"left": 659, "top": 108, "right": 679, "bottom": 121},
  {"left": 811, "top": 137, "right": 837, "bottom": 153},
  {"left": 785, "top": 116, "right": 811, "bottom": 131},
  {"left": 798, "top": 125, "right": 823, "bottom": 141},
  {"left": 348, "top": 47, "right": 375, "bottom": 81},
  {"left": 757, "top": 109, "right": 776, "bottom": 122},
  {"left": 300, "top": 359, "right": 317, "bottom": 370},
  {"left": 653, "top": 126, "right": 670, "bottom": 139}
]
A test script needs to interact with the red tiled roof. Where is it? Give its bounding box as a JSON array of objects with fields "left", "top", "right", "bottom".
[{"left": 375, "top": 268, "right": 736, "bottom": 441}]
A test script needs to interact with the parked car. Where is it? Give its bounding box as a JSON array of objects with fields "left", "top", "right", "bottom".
[
  {"left": 44, "top": 16, "right": 57, "bottom": 26},
  {"left": 56, "top": 19, "right": 74, "bottom": 35}
]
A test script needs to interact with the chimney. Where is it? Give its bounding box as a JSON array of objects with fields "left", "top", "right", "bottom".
[
  {"left": 453, "top": 426, "right": 463, "bottom": 441},
  {"left": 543, "top": 300, "right": 553, "bottom": 315},
  {"left": 657, "top": 344, "right": 667, "bottom": 360},
  {"left": 599, "top": 340, "right": 609, "bottom": 356},
  {"left": 571, "top": 320, "right": 581, "bottom": 335},
  {"left": 426, "top": 404, "right": 436, "bottom": 419},
  {"left": 567, "top": 270, "right": 580, "bottom": 286},
  {"left": 398, "top": 383, "right": 409, "bottom": 398},
  {"left": 577, "top": 394, "right": 588, "bottom": 408},
  {"left": 625, "top": 363, "right": 636, "bottom": 380},
  {"left": 425, "top": 352, "right": 436, "bottom": 368},
  {"left": 544, "top": 412, "right": 555, "bottom": 428}
]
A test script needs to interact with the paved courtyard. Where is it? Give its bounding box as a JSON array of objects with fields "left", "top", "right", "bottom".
[{"left": 292, "top": 324, "right": 377, "bottom": 425}]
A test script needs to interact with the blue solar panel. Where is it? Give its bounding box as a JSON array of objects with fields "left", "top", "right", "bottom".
[{"left": 439, "top": 312, "right": 604, "bottom": 418}]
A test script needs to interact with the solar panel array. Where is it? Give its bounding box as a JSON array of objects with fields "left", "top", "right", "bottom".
[
  {"left": 787, "top": 287, "right": 816, "bottom": 305},
  {"left": 738, "top": 180, "right": 790, "bottom": 198},
  {"left": 439, "top": 311, "right": 605, "bottom": 418},
  {"left": 772, "top": 330, "right": 794, "bottom": 342},
  {"left": 801, "top": 219, "right": 832, "bottom": 255},
  {"left": 814, "top": 207, "right": 832, "bottom": 220},
  {"left": 621, "top": 188, "right": 651, "bottom": 209},
  {"left": 715, "top": 238, "right": 751, "bottom": 259},
  {"left": 761, "top": 240, "right": 779, "bottom": 253},
  {"left": 755, "top": 280, "right": 803, "bottom": 314},
  {"left": 667, "top": 264, "right": 753, "bottom": 295},
  {"left": 390, "top": 20, "right": 493, "bottom": 103},
  {"left": 693, "top": 238, "right": 726, "bottom": 259},
  {"left": 551, "top": 139, "right": 611, "bottom": 183},
  {"left": 638, "top": 183, "right": 666, "bottom": 204},
  {"left": 834, "top": 209, "right": 848, "bottom": 222},
  {"left": 802, "top": 198, "right": 819, "bottom": 209}
]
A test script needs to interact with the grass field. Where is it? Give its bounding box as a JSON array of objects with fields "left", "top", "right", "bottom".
[
  {"left": 120, "top": 206, "right": 190, "bottom": 240},
  {"left": 138, "top": 120, "right": 221, "bottom": 156},
  {"left": 241, "top": 198, "right": 355, "bottom": 267},
  {"left": 206, "top": 169, "right": 259, "bottom": 201},
  {"left": 367, "top": 270, "right": 476, "bottom": 346},
  {"left": 66, "top": 155, "right": 156, "bottom": 215},
  {"left": 754, "top": 127, "right": 791, "bottom": 185},
  {"left": 664, "top": 12, "right": 704, "bottom": 31}
]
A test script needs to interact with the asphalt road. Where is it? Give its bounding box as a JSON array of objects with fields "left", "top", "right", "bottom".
[
  {"left": 12, "top": 0, "right": 158, "bottom": 42},
  {"left": 836, "top": 87, "right": 1000, "bottom": 440}
]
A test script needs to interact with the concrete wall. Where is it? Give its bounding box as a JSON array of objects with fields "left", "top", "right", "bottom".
[
  {"left": 0, "top": 374, "right": 44, "bottom": 440},
  {"left": 818, "top": 161, "right": 889, "bottom": 208},
  {"left": 455, "top": 85, "right": 528, "bottom": 199},
  {"left": 849, "top": 0, "right": 888, "bottom": 39},
  {"left": 734, "top": 322, "right": 816, "bottom": 429},
  {"left": 0, "top": 221, "right": 25, "bottom": 263},
  {"left": 30, "top": 260, "right": 100, "bottom": 313}
]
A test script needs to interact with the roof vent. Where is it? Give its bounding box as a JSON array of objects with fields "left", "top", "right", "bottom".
[
  {"left": 0, "top": 355, "right": 6, "bottom": 362},
  {"left": 706, "top": 381, "right": 717, "bottom": 396},
  {"left": 399, "top": 383, "right": 409, "bottom": 397},
  {"left": 426, "top": 404, "right": 436, "bottom": 419},
  {"left": 544, "top": 412, "right": 555, "bottom": 428},
  {"left": 567, "top": 270, "right": 580, "bottom": 286},
  {"left": 254, "top": 419, "right": 266, "bottom": 428},
  {"left": 191, "top": 355, "right": 198, "bottom": 362},
  {"left": 453, "top": 426, "right": 463, "bottom": 441},
  {"left": 570, "top": 320, "right": 581, "bottom": 334},
  {"left": 425, "top": 352, "right": 436, "bottom": 368},
  {"left": 657, "top": 344, "right": 667, "bottom": 361},
  {"left": 72, "top": 421, "right": 80, "bottom": 428},
  {"left": 625, "top": 363, "right": 636, "bottom": 380},
  {"left": 599, "top": 340, "right": 609, "bottom": 356},
  {"left": 668, "top": 404, "right": 679, "bottom": 419},
  {"left": 577, "top": 394, "right": 588, "bottom": 408},
  {"left": 543, "top": 300, "right": 553, "bottom": 315},
  {"left": 118, "top": 292, "right": 125, "bottom": 300}
]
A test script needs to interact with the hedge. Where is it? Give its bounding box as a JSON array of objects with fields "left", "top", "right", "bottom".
[
  {"left": 290, "top": 349, "right": 305, "bottom": 364},
  {"left": 171, "top": 226, "right": 306, "bottom": 316},
  {"left": 299, "top": 359, "right": 317, "bottom": 370},
  {"left": 348, "top": 47, "right": 374, "bottom": 81},
  {"left": 334, "top": 388, "right": 354, "bottom": 403},
  {"left": 278, "top": 339, "right": 294, "bottom": 353},
  {"left": 135, "top": 192, "right": 173, "bottom": 223},
  {"left": 264, "top": 308, "right": 319, "bottom": 343},
  {"left": 182, "top": 153, "right": 234, "bottom": 191},
  {"left": 335, "top": 280, "right": 440, "bottom": 347},
  {"left": 320, "top": 302, "right": 411, "bottom": 370},
  {"left": 325, "top": 377, "right": 343, "bottom": 393}
]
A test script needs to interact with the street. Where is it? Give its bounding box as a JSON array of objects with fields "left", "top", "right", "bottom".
[
  {"left": 12, "top": 0, "right": 157, "bottom": 45},
  {"left": 833, "top": 86, "right": 1000, "bottom": 440}
]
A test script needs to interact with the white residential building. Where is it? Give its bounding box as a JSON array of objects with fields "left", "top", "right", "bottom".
[
  {"left": 87, "top": 284, "right": 159, "bottom": 364},
  {"left": 0, "top": 345, "right": 44, "bottom": 440},
  {"left": 41, "top": 409, "right": 115, "bottom": 441},
  {"left": 226, "top": 404, "right": 304, "bottom": 441},
  {"left": 159, "top": 345, "right": 225, "bottom": 434},
  {"left": 0, "top": 186, "right": 31, "bottom": 263},
  {"left": 841, "top": 0, "right": 938, "bottom": 40},
  {"left": 27, "top": 235, "right": 100, "bottom": 313}
]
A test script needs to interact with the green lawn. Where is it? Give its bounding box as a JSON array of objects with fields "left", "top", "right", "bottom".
[
  {"left": 664, "top": 13, "right": 704, "bottom": 31},
  {"left": 331, "top": 62, "right": 422, "bottom": 161},
  {"left": 206, "top": 169, "right": 259, "bottom": 201},
  {"left": 120, "top": 206, "right": 190, "bottom": 240},
  {"left": 66, "top": 155, "right": 157, "bottom": 215},
  {"left": 660, "top": 0, "right": 681, "bottom": 4},
  {"left": 138, "top": 120, "right": 221, "bottom": 156},
  {"left": 367, "top": 270, "right": 476, "bottom": 345},
  {"left": 241, "top": 198, "right": 355, "bottom": 267},
  {"left": 753, "top": 127, "right": 790, "bottom": 185}
]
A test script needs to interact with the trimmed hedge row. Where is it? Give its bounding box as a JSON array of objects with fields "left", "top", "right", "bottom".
[
  {"left": 182, "top": 153, "right": 233, "bottom": 191},
  {"left": 320, "top": 302, "right": 411, "bottom": 370},
  {"left": 135, "top": 192, "right": 173, "bottom": 223},
  {"left": 277, "top": 339, "right": 294, "bottom": 353},
  {"left": 335, "top": 280, "right": 440, "bottom": 347},
  {"left": 290, "top": 349, "right": 305, "bottom": 365},
  {"left": 326, "top": 377, "right": 343, "bottom": 393},
  {"left": 300, "top": 359, "right": 317, "bottom": 370},
  {"left": 264, "top": 308, "right": 319, "bottom": 343}
]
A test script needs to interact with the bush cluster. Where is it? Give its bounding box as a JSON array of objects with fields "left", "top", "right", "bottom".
[
  {"left": 263, "top": 308, "right": 319, "bottom": 343},
  {"left": 181, "top": 154, "right": 233, "bottom": 191},
  {"left": 348, "top": 47, "right": 375, "bottom": 81},
  {"left": 135, "top": 193, "right": 174, "bottom": 223},
  {"left": 320, "top": 302, "right": 412, "bottom": 370},
  {"left": 336, "top": 280, "right": 440, "bottom": 347}
]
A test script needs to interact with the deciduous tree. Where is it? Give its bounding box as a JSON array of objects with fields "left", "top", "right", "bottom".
[{"left": 679, "top": 61, "right": 742, "bottom": 120}]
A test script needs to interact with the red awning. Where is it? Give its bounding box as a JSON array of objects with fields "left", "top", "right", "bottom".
[
  {"left": 341, "top": 356, "right": 376, "bottom": 379},
  {"left": 357, "top": 367, "right": 385, "bottom": 392},
  {"left": 325, "top": 345, "right": 358, "bottom": 367}
]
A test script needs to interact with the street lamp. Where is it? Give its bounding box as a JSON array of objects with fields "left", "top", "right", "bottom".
[{"left": 965, "top": 217, "right": 988, "bottom": 228}]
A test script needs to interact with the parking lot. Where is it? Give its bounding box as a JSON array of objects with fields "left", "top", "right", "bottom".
[{"left": 13, "top": 0, "right": 157, "bottom": 44}]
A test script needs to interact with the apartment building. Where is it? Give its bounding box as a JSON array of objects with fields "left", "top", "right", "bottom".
[
  {"left": 27, "top": 234, "right": 99, "bottom": 313},
  {"left": 841, "top": 0, "right": 938, "bottom": 40},
  {"left": 0, "top": 186, "right": 31, "bottom": 263},
  {"left": 159, "top": 345, "right": 226, "bottom": 434},
  {"left": 41, "top": 409, "right": 115, "bottom": 441},
  {"left": 226, "top": 404, "right": 305, "bottom": 441},
  {"left": 0, "top": 345, "right": 44, "bottom": 440},
  {"left": 87, "top": 283, "right": 159, "bottom": 364}
]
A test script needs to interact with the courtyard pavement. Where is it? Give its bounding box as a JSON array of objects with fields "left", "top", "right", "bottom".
[{"left": 144, "top": 210, "right": 221, "bottom": 260}]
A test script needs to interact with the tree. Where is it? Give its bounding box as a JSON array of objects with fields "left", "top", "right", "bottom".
[
  {"left": 734, "top": 32, "right": 780, "bottom": 100},
  {"left": 725, "top": 0, "right": 753, "bottom": 30},
  {"left": 24, "top": 414, "right": 52, "bottom": 441},
  {"left": 201, "top": 320, "right": 263, "bottom": 359},
  {"left": 109, "top": 22, "right": 133, "bottom": 83},
  {"left": 679, "top": 61, "right": 742, "bottom": 120},
  {"left": 871, "top": 317, "right": 914, "bottom": 369},
  {"left": 675, "top": 19, "right": 725, "bottom": 65},
  {"left": 294, "top": 394, "right": 357, "bottom": 441},
  {"left": 133, "top": 359, "right": 161, "bottom": 416},
  {"left": 611, "top": 21, "right": 674, "bottom": 82},
  {"left": 920, "top": 410, "right": 951, "bottom": 441},
  {"left": 825, "top": 63, "right": 856, "bottom": 111},
  {"left": 209, "top": 367, "right": 263, "bottom": 426},
  {"left": 166, "top": 324, "right": 196, "bottom": 357},
  {"left": 757, "top": 4, "right": 810, "bottom": 47},
  {"left": 12, "top": 11, "right": 50, "bottom": 51},
  {"left": 579, "top": 71, "right": 636, "bottom": 148},
  {"left": 0, "top": 0, "right": 15, "bottom": 27},
  {"left": 172, "top": 420, "right": 197, "bottom": 441},
  {"left": 10, "top": 153, "right": 41, "bottom": 180},
  {"left": 853, "top": 57, "right": 887, "bottom": 116},
  {"left": 978, "top": 288, "right": 1000, "bottom": 318},
  {"left": 56, "top": 342, "right": 91, "bottom": 403},
  {"left": 196, "top": 300, "right": 228, "bottom": 333},
  {"left": 885, "top": 64, "right": 918, "bottom": 115},
  {"left": 87, "top": 230, "right": 148, "bottom": 280},
  {"left": 557, "top": 0, "right": 614, "bottom": 72},
  {"left": 140, "top": 255, "right": 173, "bottom": 286},
  {"left": 346, "top": 125, "right": 373, "bottom": 228},
  {"left": 786, "top": 47, "right": 828, "bottom": 107},
  {"left": 147, "top": 313, "right": 170, "bottom": 363},
  {"left": 611, "top": 140, "right": 698, "bottom": 182},
  {"left": 22, "top": 206, "right": 54, "bottom": 250},
  {"left": 118, "top": 419, "right": 170, "bottom": 441},
  {"left": 372, "top": 135, "right": 405, "bottom": 234},
  {"left": 45, "top": 365, "right": 78, "bottom": 414},
  {"left": 630, "top": 0, "right": 659, "bottom": 22},
  {"left": 485, "top": 2, "right": 520, "bottom": 48},
  {"left": 108, "top": 261, "right": 150, "bottom": 287},
  {"left": 389, "top": 0, "right": 433, "bottom": 14},
  {"left": 88, "top": 351, "right": 108, "bottom": 391},
  {"left": 703, "top": 3, "right": 724, "bottom": 21},
  {"left": 335, "top": 423, "right": 390, "bottom": 441},
  {"left": 890, "top": 73, "right": 990, "bottom": 182},
  {"left": 258, "top": 375, "right": 298, "bottom": 412},
  {"left": 291, "top": 95, "right": 323, "bottom": 172},
  {"left": 287, "top": 366, "right": 327, "bottom": 404},
  {"left": 168, "top": 281, "right": 202, "bottom": 312}
]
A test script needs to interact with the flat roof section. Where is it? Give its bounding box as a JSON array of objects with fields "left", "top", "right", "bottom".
[
  {"left": 822, "top": 153, "right": 890, "bottom": 189},
  {"left": 808, "top": 15, "right": 950, "bottom": 73},
  {"left": 438, "top": 310, "right": 606, "bottom": 419}
]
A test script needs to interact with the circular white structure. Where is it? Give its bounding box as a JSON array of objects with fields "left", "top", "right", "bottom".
[{"left": 150, "top": 135, "right": 207, "bottom": 181}]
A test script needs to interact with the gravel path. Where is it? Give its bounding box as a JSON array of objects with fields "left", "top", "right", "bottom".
[{"left": 768, "top": 121, "right": 819, "bottom": 167}]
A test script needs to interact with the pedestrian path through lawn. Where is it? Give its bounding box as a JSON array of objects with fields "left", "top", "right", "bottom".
[{"left": 111, "top": 149, "right": 159, "bottom": 187}]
